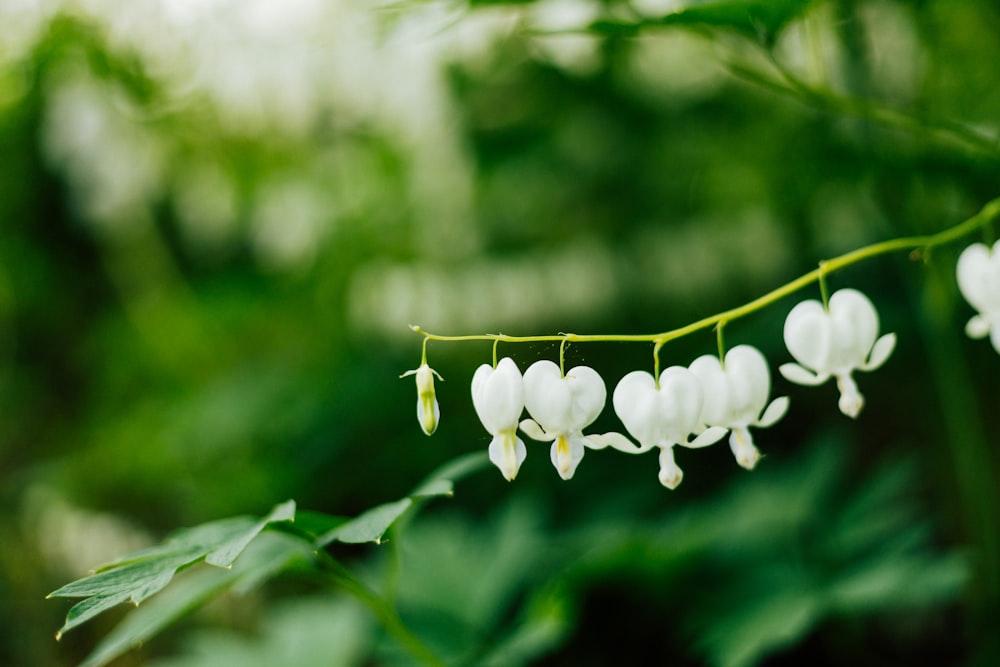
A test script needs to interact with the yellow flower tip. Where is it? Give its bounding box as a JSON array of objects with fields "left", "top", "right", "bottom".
[
  {"left": 55, "top": 631, "right": 62, "bottom": 642},
  {"left": 409, "top": 324, "right": 422, "bottom": 333}
]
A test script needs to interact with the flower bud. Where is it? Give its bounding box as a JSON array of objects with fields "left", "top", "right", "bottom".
[{"left": 401, "top": 364, "right": 442, "bottom": 435}]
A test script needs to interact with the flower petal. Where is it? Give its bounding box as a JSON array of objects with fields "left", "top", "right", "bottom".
[
  {"left": 584, "top": 431, "right": 653, "bottom": 454},
  {"left": 957, "top": 242, "right": 1000, "bottom": 314},
  {"left": 613, "top": 370, "right": 660, "bottom": 447},
  {"left": 836, "top": 373, "right": 864, "bottom": 418},
  {"left": 522, "top": 360, "right": 572, "bottom": 433},
  {"left": 729, "top": 427, "right": 760, "bottom": 470},
  {"left": 417, "top": 395, "right": 440, "bottom": 436},
  {"left": 658, "top": 446, "right": 683, "bottom": 489},
  {"left": 523, "top": 361, "right": 607, "bottom": 435},
  {"left": 683, "top": 426, "right": 728, "bottom": 448},
  {"left": 755, "top": 396, "right": 789, "bottom": 428},
  {"left": 861, "top": 332, "right": 896, "bottom": 371},
  {"left": 688, "top": 354, "right": 728, "bottom": 427},
  {"left": 614, "top": 367, "right": 704, "bottom": 448},
  {"left": 518, "top": 418, "right": 554, "bottom": 442},
  {"left": 783, "top": 299, "right": 832, "bottom": 372},
  {"left": 657, "top": 366, "right": 705, "bottom": 439},
  {"left": 990, "top": 324, "right": 1000, "bottom": 355},
  {"left": 488, "top": 430, "right": 527, "bottom": 481},
  {"left": 966, "top": 314, "right": 990, "bottom": 339},
  {"left": 564, "top": 365, "right": 607, "bottom": 428},
  {"left": 828, "top": 289, "right": 880, "bottom": 370},
  {"left": 778, "top": 363, "right": 827, "bottom": 386},
  {"left": 722, "top": 345, "right": 772, "bottom": 425},
  {"left": 472, "top": 358, "right": 524, "bottom": 434},
  {"left": 550, "top": 434, "right": 586, "bottom": 480}
]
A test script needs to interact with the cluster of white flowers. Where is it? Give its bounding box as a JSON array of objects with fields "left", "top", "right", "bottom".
[{"left": 405, "top": 239, "right": 999, "bottom": 488}]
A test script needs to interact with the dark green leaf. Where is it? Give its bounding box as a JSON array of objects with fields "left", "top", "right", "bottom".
[
  {"left": 49, "top": 501, "right": 296, "bottom": 638},
  {"left": 317, "top": 498, "right": 413, "bottom": 546},
  {"left": 79, "top": 531, "right": 313, "bottom": 667}
]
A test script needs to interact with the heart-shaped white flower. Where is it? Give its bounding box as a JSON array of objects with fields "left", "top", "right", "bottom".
[
  {"left": 688, "top": 345, "right": 789, "bottom": 470},
  {"left": 519, "top": 360, "right": 607, "bottom": 480},
  {"left": 472, "top": 357, "right": 527, "bottom": 481},
  {"left": 957, "top": 241, "right": 1000, "bottom": 351},
  {"left": 612, "top": 367, "right": 726, "bottom": 489},
  {"left": 779, "top": 288, "right": 895, "bottom": 418}
]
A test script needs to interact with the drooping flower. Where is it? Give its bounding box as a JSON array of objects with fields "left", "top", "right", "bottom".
[
  {"left": 400, "top": 363, "right": 443, "bottom": 436},
  {"left": 612, "top": 367, "right": 727, "bottom": 489},
  {"left": 779, "top": 288, "right": 895, "bottom": 418},
  {"left": 956, "top": 240, "right": 1000, "bottom": 352},
  {"left": 518, "top": 360, "right": 607, "bottom": 480},
  {"left": 688, "top": 345, "right": 789, "bottom": 470},
  {"left": 472, "top": 357, "right": 527, "bottom": 481}
]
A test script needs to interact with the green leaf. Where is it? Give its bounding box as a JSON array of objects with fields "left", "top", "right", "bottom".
[
  {"left": 206, "top": 500, "right": 296, "bottom": 567},
  {"left": 317, "top": 452, "right": 488, "bottom": 547},
  {"left": 49, "top": 500, "right": 296, "bottom": 638},
  {"left": 79, "top": 531, "right": 313, "bottom": 667},
  {"left": 317, "top": 498, "right": 413, "bottom": 546},
  {"left": 52, "top": 452, "right": 482, "bottom": 659},
  {"left": 283, "top": 510, "right": 350, "bottom": 540}
]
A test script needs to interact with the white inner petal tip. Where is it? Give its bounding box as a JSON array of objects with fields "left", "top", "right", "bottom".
[
  {"left": 657, "top": 447, "right": 684, "bottom": 489},
  {"left": 836, "top": 374, "right": 864, "bottom": 418},
  {"left": 966, "top": 315, "right": 991, "bottom": 340},
  {"left": 489, "top": 432, "right": 526, "bottom": 481},
  {"left": 729, "top": 428, "right": 760, "bottom": 470}
]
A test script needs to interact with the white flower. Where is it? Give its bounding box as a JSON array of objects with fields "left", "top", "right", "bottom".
[
  {"left": 688, "top": 345, "right": 789, "bottom": 470},
  {"left": 612, "top": 367, "right": 727, "bottom": 489},
  {"left": 400, "top": 363, "right": 442, "bottom": 435},
  {"left": 472, "top": 357, "right": 527, "bottom": 481},
  {"left": 779, "top": 288, "right": 896, "bottom": 418},
  {"left": 956, "top": 240, "right": 1000, "bottom": 351},
  {"left": 518, "top": 360, "right": 607, "bottom": 480}
]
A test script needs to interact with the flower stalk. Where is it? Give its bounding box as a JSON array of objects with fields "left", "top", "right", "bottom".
[{"left": 410, "top": 196, "right": 1000, "bottom": 350}]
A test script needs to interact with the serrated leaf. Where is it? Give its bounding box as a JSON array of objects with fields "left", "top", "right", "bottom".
[
  {"left": 50, "top": 501, "right": 296, "bottom": 638},
  {"left": 206, "top": 499, "right": 296, "bottom": 567},
  {"left": 57, "top": 592, "right": 134, "bottom": 640},
  {"left": 281, "top": 510, "right": 349, "bottom": 541},
  {"left": 316, "top": 452, "right": 487, "bottom": 547},
  {"left": 317, "top": 499, "right": 413, "bottom": 546},
  {"left": 79, "top": 532, "right": 312, "bottom": 667},
  {"left": 50, "top": 551, "right": 200, "bottom": 599}
]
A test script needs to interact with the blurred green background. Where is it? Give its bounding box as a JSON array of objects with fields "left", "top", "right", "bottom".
[{"left": 2, "top": 0, "right": 999, "bottom": 665}]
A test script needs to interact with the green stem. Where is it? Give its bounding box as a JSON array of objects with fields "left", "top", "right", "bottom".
[
  {"left": 716, "top": 321, "right": 726, "bottom": 365},
  {"left": 729, "top": 52, "right": 1000, "bottom": 158},
  {"left": 818, "top": 260, "right": 831, "bottom": 310},
  {"left": 653, "top": 340, "right": 663, "bottom": 383},
  {"left": 316, "top": 554, "right": 446, "bottom": 667},
  {"left": 411, "top": 196, "right": 1000, "bottom": 347}
]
